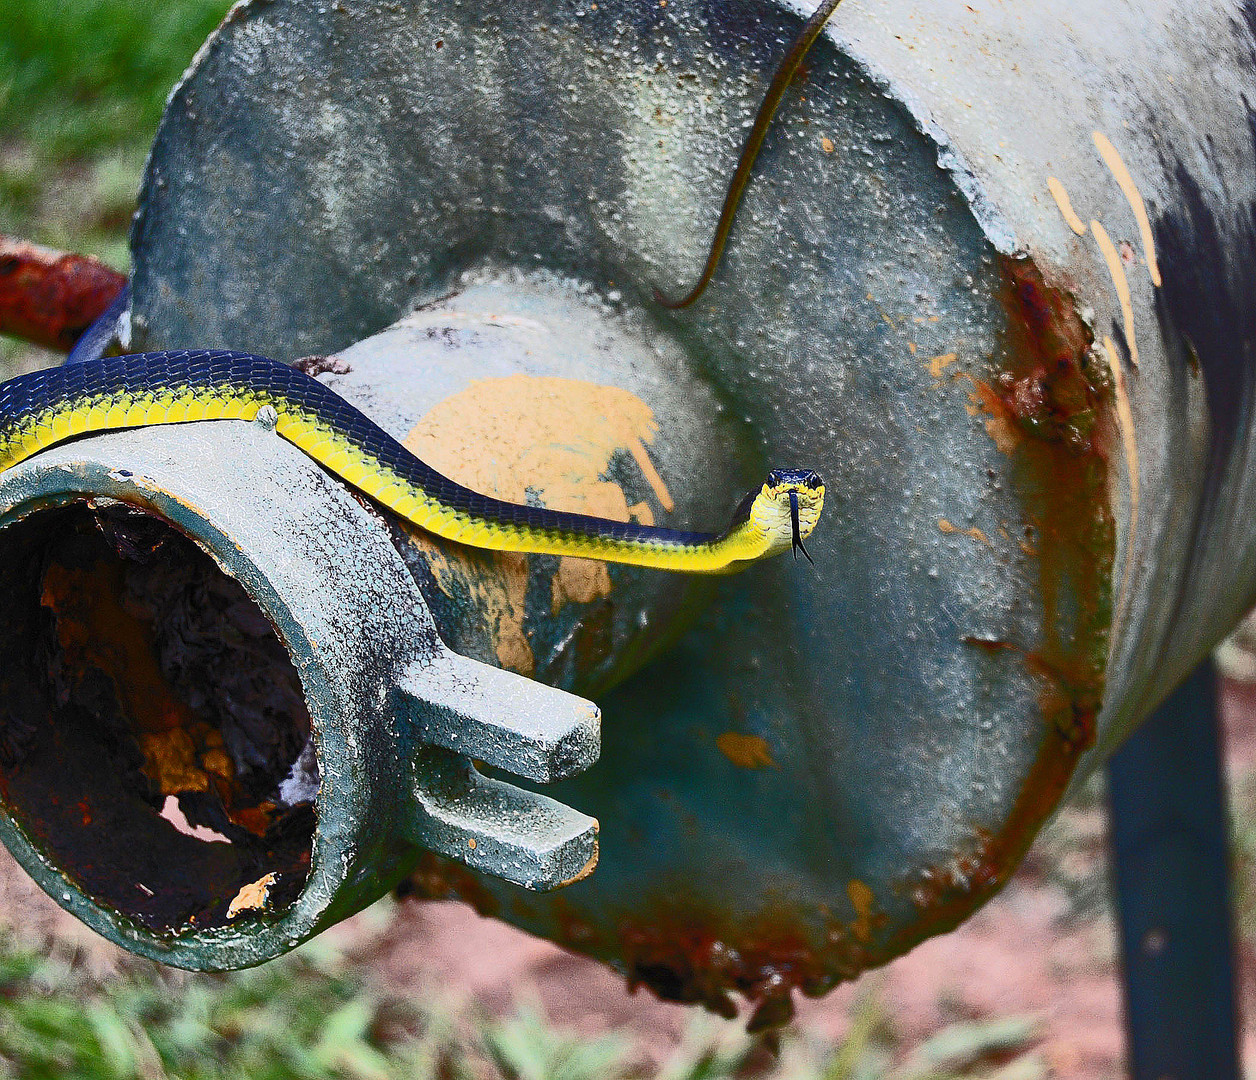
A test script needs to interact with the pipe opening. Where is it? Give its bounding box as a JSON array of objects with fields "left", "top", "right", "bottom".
[{"left": 0, "top": 499, "right": 317, "bottom": 933}]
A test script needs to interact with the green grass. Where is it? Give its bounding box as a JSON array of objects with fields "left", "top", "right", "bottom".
[
  {"left": 0, "top": 930, "right": 433, "bottom": 1079},
  {"left": 0, "top": 0, "right": 232, "bottom": 162},
  {"left": 0, "top": 0, "right": 232, "bottom": 374},
  {"left": 0, "top": 0, "right": 232, "bottom": 257},
  {"left": 0, "top": 919, "right": 1049, "bottom": 1079}
]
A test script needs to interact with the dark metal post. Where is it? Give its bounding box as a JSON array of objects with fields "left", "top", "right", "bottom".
[{"left": 1106, "top": 658, "right": 1240, "bottom": 1080}]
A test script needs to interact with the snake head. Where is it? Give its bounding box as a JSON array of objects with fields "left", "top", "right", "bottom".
[{"left": 752, "top": 468, "right": 825, "bottom": 561}]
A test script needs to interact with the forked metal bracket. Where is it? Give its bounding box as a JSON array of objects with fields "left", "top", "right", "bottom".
[{"left": 395, "top": 653, "right": 601, "bottom": 891}]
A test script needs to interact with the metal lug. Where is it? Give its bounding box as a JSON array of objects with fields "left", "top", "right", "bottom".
[
  {"left": 397, "top": 651, "right": 601, "bottom": 783},
  {"left": 407, "top": 747, "right": 599, "bottom": 891}
]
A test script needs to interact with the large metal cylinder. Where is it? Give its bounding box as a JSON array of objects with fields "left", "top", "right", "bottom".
[{"left": 1, "top": 0, "right": 1252, "bottom": 1019}]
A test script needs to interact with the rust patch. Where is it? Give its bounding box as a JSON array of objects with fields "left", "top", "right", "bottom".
[
  {"left": 0, "top": 502, "right": 315, "bottom": 932},
  {"left": 589, "top": 891, "right": 892, "bottom": 1028},
  {"left": 715, "top": 732, "right": 776, "bottom": 769},
  {"left": 399, "top": 375, "right": 671, "bottom": 674},
  {"left": 846, "top": 879, "right": 876, "bottom": 944},
  {"left": 395, "top": 851, "right": 501, "bottom": 918},
  {"left": 966, "top": 379, "right": 1023, "bottom": 455},
  {"left": 0, "top": 235, "right": 126, "bottom": 351},
  {"left": 42, "top": 559, "right": 200, "bottom": 743},
  {"left": 967, "top": 269, "right": 1110, "bottom": 455},
  {"left": 894, "top": 255, "right": 1114, "bottom": 953},
  {"left": 617, "top": 906, "right": 820, "bottom": 1020}
]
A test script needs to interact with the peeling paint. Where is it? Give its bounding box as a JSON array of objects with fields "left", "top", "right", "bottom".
[
  {"left": 401, "top": 374, "right": 673, "bottom": 674},
  {"left": 715, "top": 732, "right": 776, "bottom": 769},
  {"left": 226, "top": 872, "right": 276, "bottom": 919}
]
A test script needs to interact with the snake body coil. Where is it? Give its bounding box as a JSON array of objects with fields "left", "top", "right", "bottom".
[{"left": 0, "top": 351, "right": 823, "bottom": 573}]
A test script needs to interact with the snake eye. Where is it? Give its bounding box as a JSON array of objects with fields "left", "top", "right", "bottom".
[{"left": 767, "top": 467, "right": 823, "bottom": 491}]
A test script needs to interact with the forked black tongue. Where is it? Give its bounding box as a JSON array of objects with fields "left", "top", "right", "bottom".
[{"left": 789, "top": 491, "right": 813, "bottom": 564}]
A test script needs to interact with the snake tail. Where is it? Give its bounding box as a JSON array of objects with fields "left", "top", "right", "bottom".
[
  {"left": 0, "top": 351, "right": 825, "bottom": 574},
  {"left": 654, "top": 0, "right": 847, "bottom": 309}
]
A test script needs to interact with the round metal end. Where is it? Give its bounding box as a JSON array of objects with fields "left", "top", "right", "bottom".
[{"left": 0, "top": 421, "right": 437, "bottom": 969}]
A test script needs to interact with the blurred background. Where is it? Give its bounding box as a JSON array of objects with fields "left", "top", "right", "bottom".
[{"left": 2, "top": 2, "right": 1255, "bottom": 1076}]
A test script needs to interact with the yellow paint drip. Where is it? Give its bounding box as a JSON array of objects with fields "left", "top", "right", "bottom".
[
  {"left": 1091, "top": 219, "right": 1139, "bottom": 367},
  {"left": 1093, "top": 131, "right": 1162, "bottom": 287},
  {"left": 1047, "top": 176, "right": 1087, "bottom": 236}
]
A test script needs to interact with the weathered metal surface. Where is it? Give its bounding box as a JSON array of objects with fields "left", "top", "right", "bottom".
[
  {"left": 0, "top": 420, "right": 600, "bottom": 968},
  {"left": 318, "top": 280, "right": 735, "bottom": 697},
  {"left": 10, "top": 0, "right": 1246, "bottom": 1015},
  {"left": 820, "top": 0, "right": 1256, "bottom": 770},
  {"left": 0, "top": 236, "right": 126, "bottom": 352}
]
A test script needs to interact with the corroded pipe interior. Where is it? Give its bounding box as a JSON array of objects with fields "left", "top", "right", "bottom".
[{"left": 0, "top": 500, "right": 317, "bottom": 932}]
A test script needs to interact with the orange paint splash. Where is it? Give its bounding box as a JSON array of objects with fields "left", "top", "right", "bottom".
[
  {"left": 715, "top": 732, "right": 777, "bottom": 769},
  {"left": 403, "top": 375, "right": 673, "bottom": 673}
]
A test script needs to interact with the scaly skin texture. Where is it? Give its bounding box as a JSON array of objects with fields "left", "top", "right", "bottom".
[{"left": 0, "top": 352, "right": 824, "bottom": 573}]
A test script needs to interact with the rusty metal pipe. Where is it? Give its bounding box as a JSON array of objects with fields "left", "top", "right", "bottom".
[
  {"left": 0, "top": 419, "right": 599, "bottom": 968},
  {"left": 0, "top": 236, "right": 126, "bottom": 352},
  {"left": 0, "top": 269, "right": 736, "bottom": 970},
  {"left": 3, "top": 0, "right": 1255, "bottom": 1021}
]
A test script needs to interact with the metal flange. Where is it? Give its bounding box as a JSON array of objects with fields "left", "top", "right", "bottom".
[{"left": 0, "top": 419, "right": 599, "bottom": 969}]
